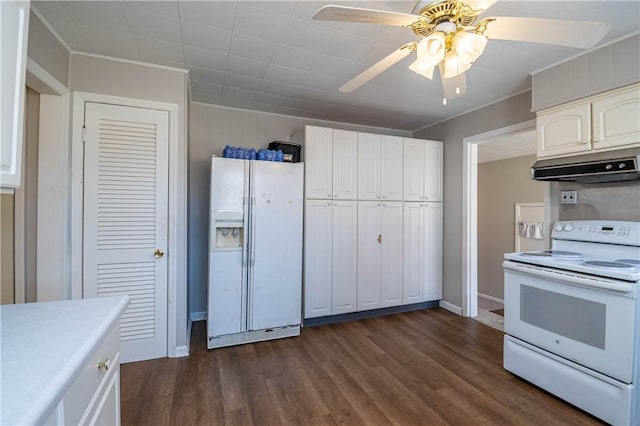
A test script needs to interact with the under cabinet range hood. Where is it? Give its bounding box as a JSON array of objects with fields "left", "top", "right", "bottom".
[{"left": 531, "top": 148, "right": 640, "bottom": 183}]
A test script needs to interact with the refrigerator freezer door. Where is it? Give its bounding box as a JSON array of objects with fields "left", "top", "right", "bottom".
[
  {"left": 208, "top": 157, "right": 249, "bottom": 338},
  {"left": 248, "top": 161, "right": 304, "bottom": 330}
]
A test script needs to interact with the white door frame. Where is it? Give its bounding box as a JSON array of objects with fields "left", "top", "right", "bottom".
[
  {"left": 71, "top": 91, "right": 181, "bottom": 357},
  {"left": 461, "top": 119, "right": 536, "bottom": 317}
]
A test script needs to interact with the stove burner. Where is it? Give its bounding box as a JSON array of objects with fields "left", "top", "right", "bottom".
[
  {"left": 521, "top": 250, "right": 584, "bottom": 261},
  {"left": 617, "top": 259, "right": 640, "bottom": 266},
  {"left": 583, "top": 260, "right": 640, "bottom": 271}
]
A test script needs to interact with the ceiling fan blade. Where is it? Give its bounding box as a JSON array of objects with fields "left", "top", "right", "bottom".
[
  {"left": 313, "top": 5, "right": 419, "bottom": 27},
  {"left": 339, "top": 48, "right": 412, "bottom": 93},
  {"left": 483, "top": 17, "right": 610, "bottom": 49},
  {"left": 463, "top": 0, "right": 498, "bottom": 12}
]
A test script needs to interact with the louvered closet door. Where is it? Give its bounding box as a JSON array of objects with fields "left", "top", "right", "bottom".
[{"left": 83, "top": 102, "right": 168, "bottom": 363}]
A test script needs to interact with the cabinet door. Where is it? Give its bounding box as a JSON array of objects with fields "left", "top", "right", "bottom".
[
  {"left": 358, "top": 132, "right": 382, "bottom": 200},
  {"left": 0, "top": 0, "right": 30, "bottom": 188},
  {"left": 592, "top": 86, "right": 640, "bottom": 151},
  {"left": 332, "top": 201, "right": 358, "bottom": 314},
  {"left": 357, "top": 201, "right": 381, "bottom": 311},
  {"left": 403, "top": 138, "right": 425, "bottom": 201},
  {"left": 304, "top": 200, "right": 333, "bottom": 318},
  {"left": 403, "top": 202, "right": 424, "bottom": 304},
  {"left": 381, "top": 135, "right": 403, "bottom": 201},
  {"left": 423, "top": 203, "right": 443, "bottom": 301},
  {"left": 88, "top": 366, "right": 120, "bottom": 426},
  {"left": 537, "top": 103, "right": 592, "bottom": 158},
  {"left": 423, "top": 140, "right": 443, "bottom": 202},
  {"left": 333, "top": 130, "right": 358, "bottom": 200},
  {"left": 304, "top": 126, "right": 333, "bottom": 199},
  {"left": 380, "top": 202, "right": 403, "bottom": 308}
]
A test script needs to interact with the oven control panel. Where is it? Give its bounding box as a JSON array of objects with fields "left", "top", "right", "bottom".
[{"left": 552, "top": 220, "right": 640, "bottom": 246}]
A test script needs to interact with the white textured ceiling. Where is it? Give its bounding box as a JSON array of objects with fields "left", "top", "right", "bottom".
[
  {"left": 33, "top": 1, "right": 640, "bottom": 131},
  {"left": 478, "top": 128, "right": 536, "bottom": 163}
]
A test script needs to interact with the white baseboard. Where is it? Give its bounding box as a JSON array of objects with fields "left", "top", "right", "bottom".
[
  {"left": 190, "top": 311, "right": 206, "bottom": 322},
  {"left": 174, "top": 312, "right": 202, "bottom": 358},
  {"left": 478, "top": 293, "right": 504, "bottom": 304},
  {"left": 175, "top": 345, "right": 189, "bottom": 357},
  {"left": 439, "top": 300, "right": 463, "bottom": 315}
]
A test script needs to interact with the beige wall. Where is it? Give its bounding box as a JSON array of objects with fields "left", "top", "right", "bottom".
[
  {"left": 1, "top": 194, "right": 15, "bottom": 304},
  {"left": 413, "top": 91, "right": 536, "bottom": 309},
  {"left": 188, "top": 102, "right": 411, "bottom": 314},
  {"left": 27, "top": 10, "right": 70, "bottom": 87},
  {"left": 551, "top": 180, "right": 640, "bottom": 222},
  {"left": 69, "top": 53, "right": 189, "bottom": 348},
  {"left": 478, "top": 155, "right": 545, "bottom": 300}
]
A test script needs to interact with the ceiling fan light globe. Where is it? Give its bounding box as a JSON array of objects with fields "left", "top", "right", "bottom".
[
  {"left": 453, "top": 31, "right": 487, "bottom": 63},
  {"left": 409, "top": 59, "right": 436, "bottom": 79},
  {"left": 443, "top": 50, "right": 471, "bottom": 78},
  {"left": 417, "top": 32, "right": 446, "bottom": 65}
]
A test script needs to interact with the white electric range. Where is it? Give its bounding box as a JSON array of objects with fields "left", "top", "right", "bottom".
[{"left": 503, "top": 220, "right": 640, "bottom": 425}]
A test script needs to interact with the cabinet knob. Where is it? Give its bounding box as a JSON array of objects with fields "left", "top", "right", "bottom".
[
  {"left": 382, "top": 195, "right": 386, "bottom": 199},
  {"left": 377, "top": 234, "right": 382, "bottom": 245},
  {"left": 593, "top": 137, "right": 600, "bottom": 143},
  {"left": 97, "top": 358, "right": 110, "bottom": 370},
  {"left": 580, "top": 139, "right": 587, "bottom": 145},
  {"left": 154, "top": 249, "right": 164, "bottom": 259}
]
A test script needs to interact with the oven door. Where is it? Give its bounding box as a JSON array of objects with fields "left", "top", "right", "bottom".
[{"left": 504, "top": 261, "right": 637, "bottom": 383}]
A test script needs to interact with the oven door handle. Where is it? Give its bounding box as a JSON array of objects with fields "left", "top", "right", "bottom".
[{"left": 503, "top": 261, "right": 634, "bottom": 293}]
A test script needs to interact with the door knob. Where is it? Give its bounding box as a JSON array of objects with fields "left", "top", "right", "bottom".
[{"left": 154, "top": 249, "right": 165, "bottom": 259}]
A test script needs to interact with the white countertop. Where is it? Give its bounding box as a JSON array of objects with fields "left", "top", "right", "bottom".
[{"left": 0, "top": 296, "right": 129, "bottom": 425}]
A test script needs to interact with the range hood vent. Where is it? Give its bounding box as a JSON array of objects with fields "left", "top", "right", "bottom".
[{"left": 531, "top": 148, "right": 640, "bottom": 183}]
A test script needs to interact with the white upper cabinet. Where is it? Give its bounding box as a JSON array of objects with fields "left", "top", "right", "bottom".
[
  {"left": 332, "top": 129, "right": 358, "bottom": 200},
  {"left": 537, "top": 83, "right": 640, "bottom": 159},
  {"left": 403, "top": 138, "right": 443, "bottom": 202},
  {"left": 592, "top": 86, "right": 640, "bottom": 150},
  {"left": 381, "top": 135, "right": 404, "bottom": 201},
  {"left": 304, "top": 126, "right": 333, "bottom": 199},
  {"left": 1, "top": 0, "right": 30, "bottom": 188},
  {"left": 359, "top": 133, "right": 403, "bottom": 201},
  {"left": 358, "top": 133, "right": 382, "bottom": 200},
  {"left": 303, "top": 126, "right": 357, "bottom": 200},
  {"left": 537, "top": 103, "right": 592, "bottom": 158}
]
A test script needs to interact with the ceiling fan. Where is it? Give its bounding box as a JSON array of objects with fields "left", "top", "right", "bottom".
[{"left": 313, "top": 0, "right": 610, "bottom": 104}]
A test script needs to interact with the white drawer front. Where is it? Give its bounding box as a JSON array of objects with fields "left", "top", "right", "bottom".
[{"left": 63, "top": 325, "right": 119, "bottom": 425}]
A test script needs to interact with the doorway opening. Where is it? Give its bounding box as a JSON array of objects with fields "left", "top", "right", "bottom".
[{"left": 462, "top": 119, "right": 549, "bottom": 326}]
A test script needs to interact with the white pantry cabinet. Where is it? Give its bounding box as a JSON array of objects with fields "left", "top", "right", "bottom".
[
  {"left": 537, "top": 83, "right": 640, "bottom": 159},
  {"left": 303, "top": 126, "right": 357, "bottom": 200},
  {"left": 300, "top": 125, "right": 443, "bottom": 320},
  {"left": 358, "top": 133, "right": 403, "bottom": 201},
  {"left": 403, "top": 203, "right": 443, "bottom": 304},
  {"left": 303, "top": 200, "right": 357, "bottom": 318},
  {"left": 403, "top": 138, "right": 443, "bottom": 202},
  {"left": 0, "top": 0, "right": 30, "bottom": 188},
  {"left": 357, "top": 201, "right": 403, "bottom": 311}
]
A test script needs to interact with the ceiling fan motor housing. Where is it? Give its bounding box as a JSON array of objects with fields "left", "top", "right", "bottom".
[{"left": 410, "top": 0, "right": 483, "bottom": 38}]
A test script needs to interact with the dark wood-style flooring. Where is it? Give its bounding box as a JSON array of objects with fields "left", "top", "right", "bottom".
[{"left": 121, "top": 308, "right": 603, "bottom": 425}]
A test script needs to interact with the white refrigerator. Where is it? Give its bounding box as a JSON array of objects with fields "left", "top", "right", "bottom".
[{"left": 207, "top": 157, "right": 304, "bottom": 349}]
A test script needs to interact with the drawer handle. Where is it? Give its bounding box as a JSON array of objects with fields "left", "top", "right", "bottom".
[{"left": 97, "top": 358, "right": 110, "bottom": 370}]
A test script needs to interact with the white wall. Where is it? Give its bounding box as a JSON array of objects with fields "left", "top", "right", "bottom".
[
  {"left": 188, "top": 102, "right": 411, "bottom": 315},
  {"left": 477, "top": 154, "right": 545, "bottom": 299}
]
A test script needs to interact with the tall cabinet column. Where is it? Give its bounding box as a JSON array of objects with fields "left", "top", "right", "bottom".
[{"left": 300, "top": 125, "right": 443, "bottom": 321}]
